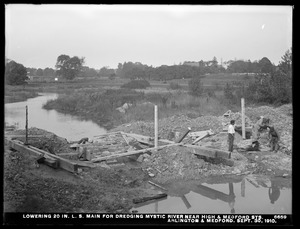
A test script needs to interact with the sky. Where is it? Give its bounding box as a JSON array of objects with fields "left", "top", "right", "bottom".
[{"left": 5, "top": 4, "right": 293, "bottom": 70}]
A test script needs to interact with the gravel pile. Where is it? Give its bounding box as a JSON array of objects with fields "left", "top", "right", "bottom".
[{"left": 8, "top": 127, "right": 70, "bottom": 155}]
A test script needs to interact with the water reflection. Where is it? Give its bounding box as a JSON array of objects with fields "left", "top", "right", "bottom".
[
  {"left": 132, "top": 176, "right": 291, "bottom": 214},
  {"left": 269, "top": 180, "right": 281, "bottom": 204}
]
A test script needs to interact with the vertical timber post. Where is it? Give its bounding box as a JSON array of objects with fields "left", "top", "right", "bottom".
[
  {"left": 25, "top": 105, "right": 28, "bottom": 145},
  {"left": 154, "top": 105, "right": 158, "bottom": 149},
  {"left": 241, "top": 97, "right": 246, "bottom": 139}
]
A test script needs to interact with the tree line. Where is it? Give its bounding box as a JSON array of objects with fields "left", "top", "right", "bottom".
[{"left": 5, "top": 50, "right": 290, "bottom": 87}]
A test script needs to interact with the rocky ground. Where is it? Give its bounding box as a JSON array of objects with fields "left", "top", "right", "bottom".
[{"left": 4, "top": 104, "right": 292, "bottom": 213}]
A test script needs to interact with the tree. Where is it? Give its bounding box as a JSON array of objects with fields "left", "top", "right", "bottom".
[
  {"left": 43, "top": 67, "right": 55, "bottom": 77},
  {"left": 5, "top": 60, "right": 28, "bottom": 85},
  {"left": 188, "top": 77, "right": 204, "bottom": 96},
  {"left": 278, "top": 48, "right": 292, "bottom": 75},
  {"left": 36, "top": 68, "right": 44, "bottom": 76},
  {"left": 55, "top": 54, "right": 85, "bottom": 80},
  {"left": 259, "top": 57, "right": 274, "bottom": 74}
]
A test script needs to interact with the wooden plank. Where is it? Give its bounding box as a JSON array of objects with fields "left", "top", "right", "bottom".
[
  {"left": 148, "top": 181, "right": 168, "bottom": 191},
  {"left": 175, "top": 127, "right": 191, "bottom": 143},
  {"left": 121, "top": 132, "right": 174, "bottom": 145},
  {"left": 121, "top": 132, "right": 154, "bottom": 146},
  {"left": 92, "top": 131, "right": 122, "bottom": 137},
  {"left": 5, "top": 138, "right": 78, "bottom": 173},
  {"left": 191, "top": 132, "right": 210, "bottom": 145},
  {"left": 91, "top": 143, "right": 183, "bottom": 162},
  {"left": 133, "top": 193, "right": 168, "bottom": 204},
  {"left": 182, "top": 144, "right": 231, "bottom": 159}
]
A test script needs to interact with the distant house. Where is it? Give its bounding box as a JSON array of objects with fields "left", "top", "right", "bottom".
[{"left": 183, "top": 61, "right": 200, "bottom": 67}]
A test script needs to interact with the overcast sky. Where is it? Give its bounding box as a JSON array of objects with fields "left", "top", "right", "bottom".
[{"left": 5, "top": 4, "right": 292, "bottom": 69}]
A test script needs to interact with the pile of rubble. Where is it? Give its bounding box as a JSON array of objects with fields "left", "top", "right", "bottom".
[
  {"left": 6, "top": 127, "right": 71, "bottom": 155},
  {"left": 140, "top": 145, "right": 249, "bottom": 184}
]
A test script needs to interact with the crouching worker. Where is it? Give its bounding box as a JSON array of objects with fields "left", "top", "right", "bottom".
[
  {"left": 228, "top": 120, "right": 235, "bottom": 156},
  {"left": 268, "top": 126, "right": 280, "bottom": 152}
]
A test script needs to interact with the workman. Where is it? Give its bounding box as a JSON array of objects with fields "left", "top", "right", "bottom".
[
  {"left": 252, "top": 116, "right": 269, "bottom": 143},
  {"left": 228, "top": 120, "right": 235, "bottom": 153},
  {"left": 268, "top": 126, "right": 280, "bottom": 152}
]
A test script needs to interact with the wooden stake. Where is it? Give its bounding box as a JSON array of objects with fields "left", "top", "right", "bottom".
[
  {"left": 154, "top": 105, "right": 158, "bottom": 149},
  {"left": 241, "top": 98, "right": 246, "bottom": 139},
  {"left": 25, "top": 106, "right": 28, "bottom": 145}
]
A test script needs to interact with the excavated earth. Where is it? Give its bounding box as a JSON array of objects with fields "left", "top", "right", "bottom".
[{"left": 4, "top": 104, "right": 292, "bottom": 213}]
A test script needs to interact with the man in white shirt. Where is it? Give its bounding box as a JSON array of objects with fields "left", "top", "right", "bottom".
[{"left": 228, "top": 120, "right": 235, "bottom": 153}]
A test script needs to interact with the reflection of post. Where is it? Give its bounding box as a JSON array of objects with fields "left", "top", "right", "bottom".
[
  {"left": 228, "top": 183, "right": 235, "bottom": 214},
  {"left": 25, "top": 106, "right": 28, "bottom": 145},
  {"left": 154, "top": 105, "right": 158, "bottom": 149},
  {"left": 241, "top": 98, "right": 246, "bottom": 139},
  {"left": 155, "top": 201, "right": 158, "bottom": 213},
  {"left": 241, "top": 178, "right": 245, "bottom": 197},
  {"left": 181, "top": 195, "right": 192, "bottom": 209}
]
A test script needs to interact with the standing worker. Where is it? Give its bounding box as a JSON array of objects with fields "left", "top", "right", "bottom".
[
  {"left": 268, "top": 126, "right": 280, "bottom": 152},
  {"left": 228, "top": 120, "right": 235, "bottom": 155},
  {"left": 251, "top": 116, "right": 269, "bottom": 149}
]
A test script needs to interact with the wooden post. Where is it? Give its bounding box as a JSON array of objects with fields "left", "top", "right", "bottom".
[
  {"left": 25, "top": 106, "right": 28, "bottom": 145},
  {"left": 154, "top": 105, "right": 158, "bottom": 149},
  {"left": 241, "top": 98, "right": 246, "bottom": 139}
]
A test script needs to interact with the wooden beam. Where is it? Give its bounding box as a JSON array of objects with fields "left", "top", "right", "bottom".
[
  {"left": 5, "top": 138, "right": 78, "bottom": 173},
  {"left": 191, "top": 132, "right": 210, "bottom": 145},
  {"left": 182, "top": 144, "right": 231, "bottom": 159},
  {"left": 133, "top": 193, "right": 167, "bottom": 204},
  {"left": 148, "top": 181, "right": 168, "bottom": 191},
  {"left": 92, "top": 131, "right": 122, "bottom": 138},
  {"left": 175, "top": 127, "right": 191, "bottom": 143},
  {"left": 121, "top": 132, "right": 174, "bottom": 145},
  {"left": 91, "top": 143, "right": 183, "bottom": 162}
]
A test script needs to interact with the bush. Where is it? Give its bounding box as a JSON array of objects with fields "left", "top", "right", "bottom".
[
  {"left": 169, "top": 82, "right": 182, "bottom": 90},
  {"left": 188, "top": 77, "right": 204, "bottom": 96},
  {"left": 120, "top": 79, "right": 150, "bottom": 89}
]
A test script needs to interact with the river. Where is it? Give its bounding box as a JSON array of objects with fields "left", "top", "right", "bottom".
[{"left": 5, "top": 93, "right": 106, "bottom": 141}]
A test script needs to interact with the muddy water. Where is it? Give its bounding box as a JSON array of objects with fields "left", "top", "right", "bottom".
[
  {"left": 5, "top": 93, "right": 106, "bottom": 141},
  {"left": 132, "top": 177, "right": 291, "bottom": 214}
]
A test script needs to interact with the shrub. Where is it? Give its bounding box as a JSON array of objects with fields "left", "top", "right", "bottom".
[
  {"left": 169, "top": 82, "right": 182, "bottom": 90},
  {"left": 188, "top": 77, "right": 204, "bottom": 96},
  {"left": 120, "top": 79, "right": 150, "bottom": 89}
]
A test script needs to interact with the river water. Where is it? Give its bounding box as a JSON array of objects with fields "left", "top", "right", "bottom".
[{"left": 5, "top": 93, "right": 106, "bottom": 141}]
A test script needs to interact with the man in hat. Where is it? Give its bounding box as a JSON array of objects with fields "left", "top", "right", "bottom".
[
  {"left": 228, "top": 120, "right": 236, "bottom": 154},
  {"left": 251, "top": 116, "right": 269, "bottom": 150}
]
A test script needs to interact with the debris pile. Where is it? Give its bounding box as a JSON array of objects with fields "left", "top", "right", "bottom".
[
  {"left": 140, "top": 146, "right": 249, "bottom": 184},
  {"left": 6, "top": 127, "right": 70, "bottom": 155}
]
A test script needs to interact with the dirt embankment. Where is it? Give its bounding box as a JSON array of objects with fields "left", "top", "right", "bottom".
[{"left": 4, "top": 104, "right": 292, "bottom": 213}]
